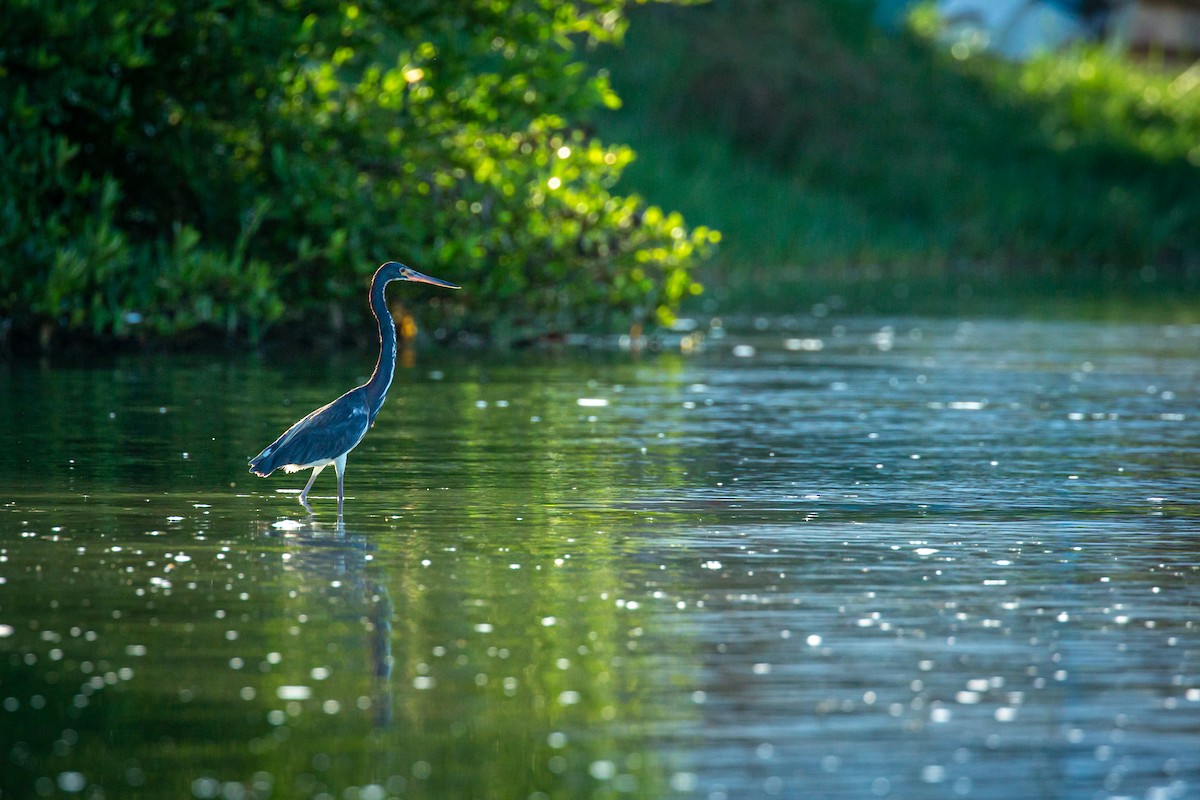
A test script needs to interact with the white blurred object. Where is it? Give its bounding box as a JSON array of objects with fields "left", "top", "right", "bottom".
[
  {"left": 938, "top": 0, "right": 1086, "bottom": 59},
  {"left": 1109, "top": 1, "right": 1200, "bottom": 57}
]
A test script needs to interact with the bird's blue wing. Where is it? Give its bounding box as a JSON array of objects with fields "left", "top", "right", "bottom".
[{"left": 248, "top": 389, "right": 371, "bottom": 475}]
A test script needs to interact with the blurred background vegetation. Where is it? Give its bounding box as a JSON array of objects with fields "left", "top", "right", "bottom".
[
  {"left": 2, "top": 0, "right": 1198, "bottom": 353},
  {"left": 592, "top": 0, "right": 1200, "bottom": 315}
]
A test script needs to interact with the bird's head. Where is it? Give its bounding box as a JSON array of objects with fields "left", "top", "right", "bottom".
[{"left": 379, "top": 261, "right": 460, "bottom": 289}]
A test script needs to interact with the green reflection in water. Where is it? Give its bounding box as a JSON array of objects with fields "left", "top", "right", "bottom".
[
  {"left": 2, "top": 319, "right": 1199, "bottom": 800},
  {"left": 2, "top": 520, "right": 691, "bottom": 799},
  {"left": 0, "top": 351, "right": 702, "bottom": 799}
]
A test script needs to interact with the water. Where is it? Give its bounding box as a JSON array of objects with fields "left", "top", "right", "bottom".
[{"left": 1, "top": 317, "right": 1198, "bottom": 800}]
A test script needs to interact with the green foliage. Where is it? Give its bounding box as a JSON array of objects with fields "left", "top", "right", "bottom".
[
  {"left": 0, "top": 0, "right": 713, "bottom": 349},
  {"left": 591, "top": 0, "right": 1200, "bottom": 289}
]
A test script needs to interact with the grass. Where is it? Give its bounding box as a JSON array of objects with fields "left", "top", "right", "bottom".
[{"left": 587, "top": 0, "right": 1200, "bottom": 316}]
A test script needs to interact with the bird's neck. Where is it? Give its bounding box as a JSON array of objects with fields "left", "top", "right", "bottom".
[{"left": 364, "top": 276, "right": 397, "bottom": 420}]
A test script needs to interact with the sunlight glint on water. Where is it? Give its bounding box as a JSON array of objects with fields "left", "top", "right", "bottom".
[{"left": 0, "top": 317, "right": 1197, "bottom": 800}]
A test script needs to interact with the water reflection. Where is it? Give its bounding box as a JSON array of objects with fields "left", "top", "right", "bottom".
[
  {"left": 266, "top": 517, "right": 395, "bottom": 728},
  {"left": 0, "top": 317, "right": 1198, "bottom": 799},
  {"left": 645, "top": 517, "right": 1199, "bottom": 798}
]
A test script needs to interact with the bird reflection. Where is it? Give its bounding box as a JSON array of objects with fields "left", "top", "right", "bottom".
[{"left": 263, "top": 516, "right": 395, "bottom": 728}]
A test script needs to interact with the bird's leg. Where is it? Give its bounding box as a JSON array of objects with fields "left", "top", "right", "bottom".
[
  {"left": 299, "top": 465, "right": 325, "bottom": 511},
  {"left": 334, "top": 453, "right": 348, "bottom": 520}
]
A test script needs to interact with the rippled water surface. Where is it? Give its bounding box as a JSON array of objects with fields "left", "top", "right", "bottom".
[{"left": 2, "top": 317, "right": 1198, "bottom": 800}]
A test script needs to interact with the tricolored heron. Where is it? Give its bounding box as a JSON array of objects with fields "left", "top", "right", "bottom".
[{"left": 248, "top": 261, "right": 459, "bottom": 516}]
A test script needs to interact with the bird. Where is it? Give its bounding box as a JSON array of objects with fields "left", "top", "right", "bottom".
[{"left": 248, "top": 261, "right": 459, "bottom": 517}]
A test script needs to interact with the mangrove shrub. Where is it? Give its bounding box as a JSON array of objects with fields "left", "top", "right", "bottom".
[{"left": 0, "top": 0, "right": 716, "bottom": 348}]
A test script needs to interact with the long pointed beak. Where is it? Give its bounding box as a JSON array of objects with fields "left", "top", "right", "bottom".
[{"left": 405, "top": 269, "right": 460, "bottom": 289}]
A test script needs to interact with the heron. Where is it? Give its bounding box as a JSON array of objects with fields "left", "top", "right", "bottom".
[{"left": 248, "top": 261, "right": 459, "bottom": 516}]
